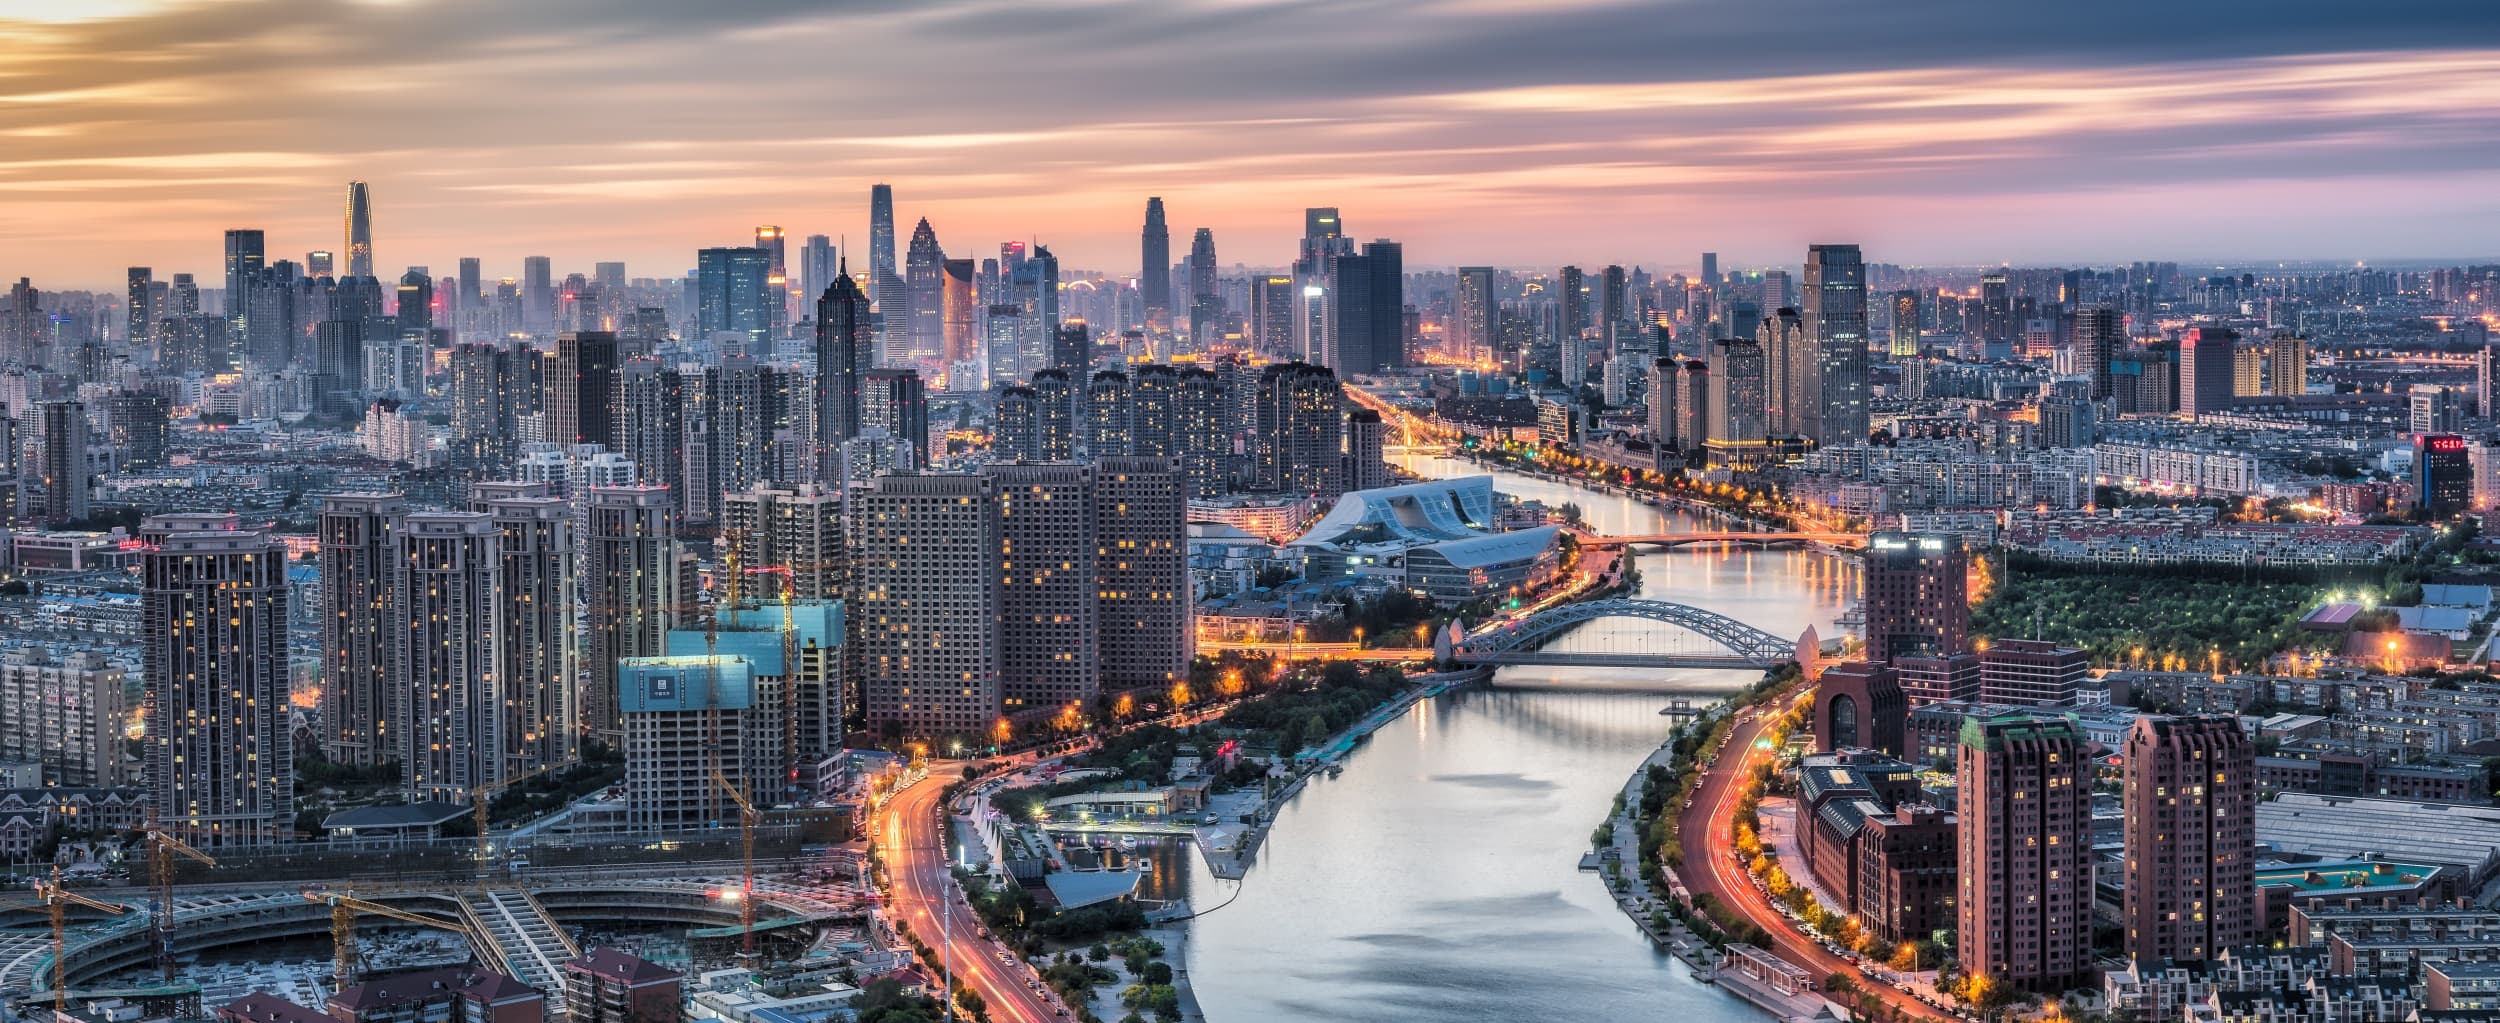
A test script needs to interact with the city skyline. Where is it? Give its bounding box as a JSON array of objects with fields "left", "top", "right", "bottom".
[{"left": 6, "top": 1, "right": 2500, "bottom": 287}]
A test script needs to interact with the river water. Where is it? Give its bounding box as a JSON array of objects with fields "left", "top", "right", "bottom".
[{"left": 1175, "top": 452, "right": 1852, "bottom": 1022}]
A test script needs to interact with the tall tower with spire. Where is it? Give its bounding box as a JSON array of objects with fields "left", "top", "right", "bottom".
[
  {"left": 344, "top": 181, "right": 374, "bottom": 278},
  {"left": 1140, "top": 197, "right": 1171, "bottom": 327}
]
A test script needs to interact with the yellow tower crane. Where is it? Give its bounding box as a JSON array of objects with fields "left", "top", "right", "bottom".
[
  {"left": 142, "top": 828, "right": 214, "bottom": 981},
  {"left": 34, "top": 869, "right": 131, "bottom": 1013},
  {"left": 301, "top": 891, "right": 482, "bottom": 990},
  {"left": 712, "top": 766, "right": 761, "bottom": 960}
]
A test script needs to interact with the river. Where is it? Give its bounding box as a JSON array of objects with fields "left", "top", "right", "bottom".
[{"left": 1164, "top": 452, "right": 1853, "bottom": 1022}]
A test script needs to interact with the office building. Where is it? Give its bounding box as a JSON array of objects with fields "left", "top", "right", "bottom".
[
  {"left": 0, "top": 650, "right": 125, "bottom": 787},
  {"left": 1958, "top": 715, "right": 2094, "bottom": 994},
  {"left": 1704, "top": 338, "right": 1767, "bottom": 464},
  {"left": 855, "top": 474, "right": 1002, "bottom": 740},
  {"left": 696, "top": 246, "right": 772, "bottom": 353},
  {"left": 903, "top": 219, "right": 945, "bottom": 364},
  {"left": 224, "top": 228, "right": 265, "bottom": 340},
  {"left": 2414, "top": 384, "right": 2464, "bottom": 435},
  {"left": 2417, "top": 433, "right": 2472, "bottom": 517},
  {"left": 2073, "top": 304, "right": 2123, "bottom": 400},
  {"left": 1803, "top": 244, "right": 1869, "bottom": 446},
  {"left": 863, "top": 368, "right": 928, "bottom": 468},
  {"left": 33, "top": 400, "right": 86, "bottom": 526},
  {"left": 1759, "top": 307, "right": 1805, "bottom": 438},
  {"left": 548, "top": 331, "right": 621, "bottom": 449},
  {"left": 991, "top": 463, "right": 1099, "bottom": 715},
  {"left": 1888, "top": 289, "right": 1920, "bottom": 359},
  {"left": 1456, "top": 267, "right": 1498, "bottom": 363},
  {"left": 1979, "top": 639, "right": 2090, "bottom": 707},
  {"left": 146, "top": 526, "right": 294, "bottom": 847},
  {"left": 1813, "top": 660, "right": 1905, "bottom": 757},
  {"left": 126, "top": 266, "right": 154, "bottom": 346},
  {"left": 344, "top": 181, "right": 375, "bottom": 278},
  {"left": 1863, "top": 531, "right": 1968, "bottom": 661},
  {"left": 584, "top": 486, "right": 681, "bottom": 744},
  {"left": 2181, "top": 327, "right": 2239, "bottom": 419},
  {"left": 523, "top": 256, "right": 554, "bottom": 334},
  {"left": 941, "top": 257, "right": 978, "bottom": 385},
  {"left": 318, "top": 493, "right": 406, "bottom": 768},
  {"left": 2124, "top": 715, "right": 2257, "bottom": 965},
  {"left": 799, "top": 234, "right": 835, "bottom": 317},
  {"left": 1096, "top": 457, "right": 1192, "bottom": 694},
  {"left": 1141, "top": 198, "right": 1172, "bottom": 326},
  {"left": 1325, "top": 241, "right": 1404, "bottom": 376}
]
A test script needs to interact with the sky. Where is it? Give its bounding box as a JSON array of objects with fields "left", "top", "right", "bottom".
[{"left": 4, "top": 0, "right": 2499, "bottom": 290}]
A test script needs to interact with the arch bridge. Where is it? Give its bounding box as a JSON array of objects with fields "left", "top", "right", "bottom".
[{"left": 1448, "top": 598, "right": 1797, "bottom": 669}]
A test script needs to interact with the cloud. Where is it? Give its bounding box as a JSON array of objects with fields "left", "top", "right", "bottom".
[{"left": 2, "top": 0, "right": 2497, "bottom": 285}]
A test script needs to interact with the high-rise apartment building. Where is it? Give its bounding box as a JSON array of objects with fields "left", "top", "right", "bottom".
[
  {"left": 722, "top": 482, "right": 845, "bottom": 600},
  {"left": 1031, "top": 369, "right": 1076, "bottom": 462},
  {"left": 1346, "top": 409, "right": 1389, "bottom": 491},
  {"left": 145, "top": 526, "right": 294, "bottom": 847},
  {"left": 486, "top": 491, "right": 578, "bottom": 778},
  {"left": 2073, "top": 304, "right": 2124, "bottom": 400},
  {"left": 863, "top": 368, "right": 929, "bottom": 468},
  {"left": 0, "top": 649, "right": 124, "bottom": 787},
  {"left": 1096, "top": 457, "right": 1192, "bottom": 694},
  {"left": 397, "top": 512, "right": 504, "bottom": 803},
  {"left": 583, "top": 486, "right": 681, "bottom": 744},
  {"left": 319, "top": 493, "right": 406, "bottom": 767},
  {"left": 1958, "top": 715, "right": 2094, "bottom": 994},
  {"left": 1863, "top": 531, "right": 1968, "bottom": 661},
  {"left": 855, "top": 473, "right": 1002, "bottom": 740},
  {"left": 2269, "top": 334, "right": 2309, "bottom": 397},
  {"left": 2123, "top": 715, "right": 2256, "bottom": 965},
  {"left": 990, "top": 463, "right": 1099, "bottom": 716},
  {"left": 1254, "top": 362, "right": 1346, "bottom": 499},
  {"left": 1086, "top": 371, "right": 1132, "bottom": 457}
]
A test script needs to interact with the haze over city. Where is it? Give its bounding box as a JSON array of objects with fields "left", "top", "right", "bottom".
[{"left": 7, "top": 0, "right": 2500, "bottom": 284}]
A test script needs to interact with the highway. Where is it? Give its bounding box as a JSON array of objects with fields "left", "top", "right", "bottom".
[
  {"left": 879, "top": 763, "right": 1066, "bottom": 1023},
  {"left": 1677, "top": 703, "right": 1954, "bottom": 1023}
]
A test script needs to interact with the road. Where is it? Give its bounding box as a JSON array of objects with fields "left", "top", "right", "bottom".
[
  {"left": 1677, "top": 703, "right": 1954, "bottom": 1023},
  {"left": 880, "top": 763, "right": 1065, "bottom": 1023}
]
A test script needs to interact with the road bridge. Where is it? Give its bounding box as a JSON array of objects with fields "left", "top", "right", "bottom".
[{"left": 1446, "top": 598, "right": 1799, "bottom": 670}]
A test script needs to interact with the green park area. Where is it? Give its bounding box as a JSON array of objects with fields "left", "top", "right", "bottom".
[{"left": 1971, "top": 561, "right": 2334, "bottom": 671}]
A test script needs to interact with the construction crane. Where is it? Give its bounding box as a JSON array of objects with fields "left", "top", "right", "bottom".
[
  {"left": 34, "top": 868, "right": 130, "bottom": 1013},
  {"left": 741, "top": 562, "right": 814, "bottom": 801},
  {"left": 711, "top": 766, "right": 761, "bottom": 960},
  {"left": 302, "top": 891, "right": 478, "bottom": 990},
  {"left": 142, "top": 827, "right": 214, "bottom": 981},
  {"left": 469, "top": 758, "right": 578, "bottom": 869}
]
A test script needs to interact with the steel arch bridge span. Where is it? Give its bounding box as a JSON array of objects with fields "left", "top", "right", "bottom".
[{"left": 1455, "top": 599, "right": 1795, "bottom": 666}]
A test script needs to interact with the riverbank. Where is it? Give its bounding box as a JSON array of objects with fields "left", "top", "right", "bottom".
[{"left": 1199, "top": 666, "right": 1490, "bottom": 881}]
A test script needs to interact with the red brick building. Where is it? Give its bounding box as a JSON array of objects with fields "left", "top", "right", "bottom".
[
  {"left": 2124, "top": 715, "right": 2257, "bottom": 965},
  {"left": 1958, "top": 714, "right": 2095, "bottom": 994}
]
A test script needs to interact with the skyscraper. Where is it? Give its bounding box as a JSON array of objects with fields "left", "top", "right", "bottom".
[
  {"left": 319, "top": 493, "right": 406, "bottom": 769},
  {"left": 223, "top": 229, "right": 265, "bottom": 338},
  {"left": 816, "top": 270, "right": 872, "bottom": 479},
  {"left": 126, "top": 266, "right": 154, "bottom": 346},
  {"left": 1704, "top": 338, "right": 1767, "bottom": 459},
  {"left": 1031, "top": 369, "right": 1077, "bottom": 462},
  {"left": 2074, "top": 304, "right": 2123, "bottom": 400},
  {"left": 856, "top": 473, "right": 1002, "bottom": 740},
  {"left": 1251, "top": 275, "right": 1299, "bottom": 360},
  {"left": 941, "top": 257, "right": 978, "bottom": 384},
  {"left": 1097, "top": 456, "right": 1192, "bottom": 693},
  {"left": 1802, "top": 243, "right": 1868, "bottom": 446},
  {"left": 548, "top": 331, "right": 621, "bottom": 449},
  {"left": 1345, "top": 409, "right": 1389, "bottom": 491},
  {"left": 584, "top": 486, "right": 680, "bottom": 744},
  {"left": 344, "top": 180, "right": 375, "bottom": 278},
  {"left": 486, "top": 491, "right": 577, "bottom": 778},
  {"left": 1759, "top": 307, "right": 1805, "bottom": 438},
  {"left": 1557, "top": 266, "right": 1586, "bottom": 348},
  {"left": 696, "top": 246, "right": 773, "bottom": 353},
  {"left": 722, "top": 482, "right": 845, "bottom": 600},
  {"left": 523, "top": 255, "right": 554, "bottom": 335},
  {"left": 145, "top": 526, "right": 293, "bottom": 847},
  {"left": 36, "top": 400, "right": 87, "bottom": 525},
  {"left": 1254, "top": 361, "right": 1346, "bottom": 498},
  {"left": 1598, "top": 264, "right": 1627, "bottom": 352},
  {"left": 1140, "top": 198, "right": 1172, "bottom": 325},
  {"left": 1863, "top": 531, "right": 1969, "bottom": 661},
  {"left": 1958, "top": 715, "right": 2094, "bottom": 994},
  {"left": 800, "top": 234, "right": 836, "bottom": 316},
  {"left": 1456, "top": 267, "right": 1497, "bottom": 364},
  {"left": 1324, "top": 240, "right": 1403, "bottom": 376},
  {"left": 990, "top": 463, "right": 1099, "bottom": 716},
  {"left": 1187, "top": 227, "right": 1221, "bottom": 350},
  {"left": 1086, "top": 371, "right": 1132, "bottom": 457},
  {"left": 2269, "top": 334, "right": 2309, "bottom": 397},
  {"left": 755, "top": 224, "right": 788, "bottom": 335},
  {"left": 397, "top": 512, "right": 504, "bottom": 803},
  {"left": 2180, "top": 327, "right": 2239, "bottom": 419},
  {"left": 1888, "top": 290, "right": 1920, "bottom": 359},
  {"left": 617, "top": 357, "right": 685, "bottom": 496},
  {"left": 2123, "top": 715, "right": 2256, "bottom": 965},
  {"left": 904, "top": 219, "right": 945, "bottom": 365},
  {"left": 863, "top": 368, "right": 929, "bottom": 469},
  {"left": 870, "top": 184, "right": 903, "bottom": 362}
]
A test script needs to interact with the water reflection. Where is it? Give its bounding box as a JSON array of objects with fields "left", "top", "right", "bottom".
[{"left": 1181, "top": 455, "right": 1847, "bottom": 1022}]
